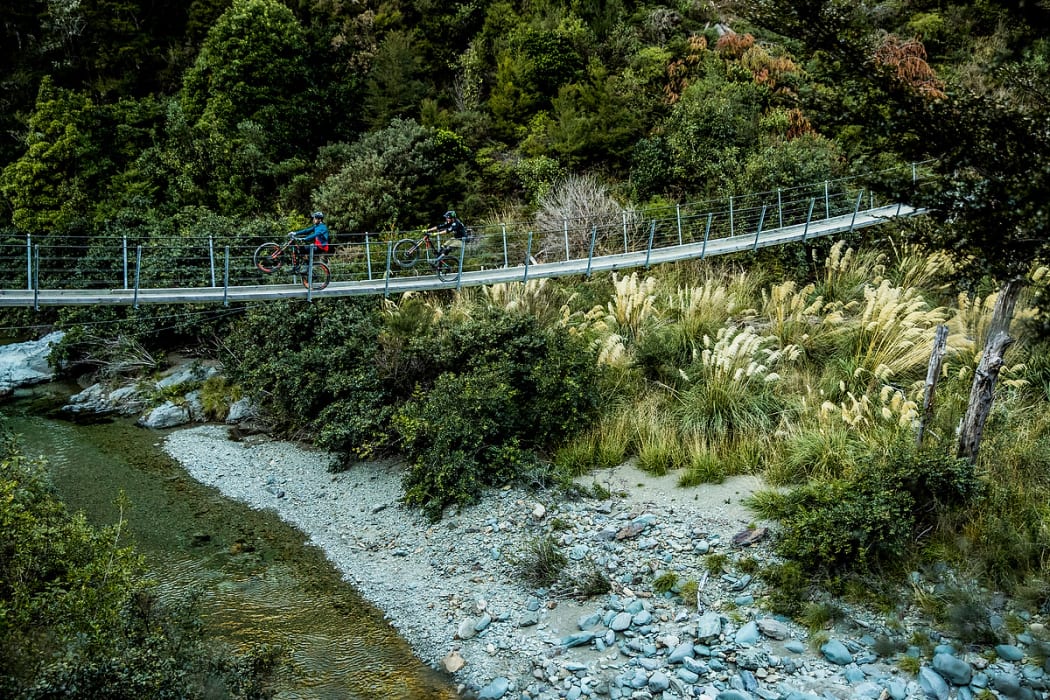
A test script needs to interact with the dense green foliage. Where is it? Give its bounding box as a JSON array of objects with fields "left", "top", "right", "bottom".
[
  {"left": 748, "top": 442, "right": 982, "bottom": 573},
  {"left": 0, "top": 429, "right": 283, "bottom": 698},
  {"left": 225, "top": 297, "right": 602, "bottom": 519}
]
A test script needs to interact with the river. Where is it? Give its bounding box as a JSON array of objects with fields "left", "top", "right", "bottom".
[{"left": 1, "top": 384, "right": 458, "bottom": 700}]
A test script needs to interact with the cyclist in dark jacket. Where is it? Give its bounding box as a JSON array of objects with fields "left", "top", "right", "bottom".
[
  {"left": 288, "top": 211, "right": 330, "bottom": 273},
  {"left": 427, "top": 210, "right": 467, "bottom": 263}
]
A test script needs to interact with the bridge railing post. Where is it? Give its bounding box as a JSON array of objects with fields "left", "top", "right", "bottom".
[
  {"left": 645, "top": 220, "right": 655, "bottom": 269},
  {"left": 365, "top": 234, "right": 373, "bottom": 281},
  {"left": 501, "top": 224, "right": 508, "bottom": 267},
  {"left": 586, "top": 226, "right": 597, "bottom": 278},
  {"left": 777, "top": 188, "right": 784, "bottom": 229},
  {"left": 802, "top": 198, "right": 816, "bottom": 242},
  {"left": 306, "top": 246, "right": 315, "bottom": 302},
  {"left": 848, "top": 191, "right": 864, "bottom": 233},
  {"left": 729, "top": 196, "right": 735, "bottom": 237},
  {"left": 26, "top": 233, "right": 32, "bottom": 291},
  {"left": 676, "top": 204, "right": 683, "bottom": 245},
  {"left": 824, "top": 180, "right": 830, "bottom": 219},
  {"left": 701, "top": 213, "right": 713, "bottom": 259},
  {"left": 208, "top": 235, "right": 216, "bottom": 287},
  {"left": 622, "top": 211, "right": 629, "bottom": 253},
  {"left": 563, "top": 218, "right": 570, "bottom": 261},
  {"left": 223, "top": 246, "right": 230, "bottom": 307},
  {"left": 456, "top": 241, "right": 466, "bottom": 291},
  {"left": 134, "top": 245, "right": 142, "bottom": 310},
  {"left": 123, "top": 235, "right": 129, "bottom": 289},
  {"left": 383, "top": 241, "right": 392, "bottom": 299},
  {"left": 753, "top": 205, "right": 767, "bottom": 252},
  {"left": 33, "top": 245, "right": 39, "bottom": 311},
  {"left": 523, "top": 232, "right": 533, "bottom": 282}
]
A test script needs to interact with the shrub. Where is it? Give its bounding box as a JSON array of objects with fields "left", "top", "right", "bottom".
[
  {"left": 396, "top": 308, "right": 602, "bottom": 518},
  {"left": 748, "top": 441, "right": 981, "bottom": 575},
  {"left": 652, "top": 572, "right": 679, "bottom": 594},
  {"left": 571, "top": 562, "right": 611, "bottom": 599},
  {"left": 225, "top": 297, "right": 392, "bottom": 456},
  {"left": 511, "top": 536, "right": 568, "bottom": 588},
  {"left": 0, "top": 432, "right": 284, "bottom": 696},
  {"left": 759, "top": 561, "right": 808, "bottom": 616}
]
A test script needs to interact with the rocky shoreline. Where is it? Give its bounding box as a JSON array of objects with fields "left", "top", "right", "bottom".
[{"left": 164, "top": 425, "right": 1049, "bottom": 700}]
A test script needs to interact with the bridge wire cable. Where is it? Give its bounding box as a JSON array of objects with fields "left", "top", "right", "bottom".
[{"left": 0, "top": 298, "right": 316, "bottom": 336}]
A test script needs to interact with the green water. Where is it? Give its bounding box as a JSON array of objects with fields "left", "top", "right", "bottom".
[{"left": 2, "top": 389, "right": 457, "bottom": 700}]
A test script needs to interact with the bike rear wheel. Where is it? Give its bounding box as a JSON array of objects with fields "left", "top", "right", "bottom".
[
  {"left": 253, "top": 242, "right": 283, "bottom": 273},
  {"left": 393, "top": 238, "right": 421, "bottom": 268},
  {"left": 299, "top": 262, "right": 331, "bottom": 291},
  {"left": 435, "top": 256, "right": 460, "bottom": 283}
]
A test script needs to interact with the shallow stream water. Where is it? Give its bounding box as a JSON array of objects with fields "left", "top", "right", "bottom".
[{"left": 2, "top": 385, "right": 457, "bottom": 700}]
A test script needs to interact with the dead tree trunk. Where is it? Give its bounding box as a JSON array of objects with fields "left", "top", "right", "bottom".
[
  {"left": 955, "top": 278, "right": 1023, "bottom": 463},
  {"left": 917, "top": 324, "right": 949, "bottom": 447}
]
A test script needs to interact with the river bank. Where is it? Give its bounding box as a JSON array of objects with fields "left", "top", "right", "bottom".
[{"left": 163, "top": 424, "right": 1050, "bottom": 700}]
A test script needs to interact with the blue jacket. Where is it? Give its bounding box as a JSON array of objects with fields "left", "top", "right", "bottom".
[{"left": 293, "top": 221, "right": 330, "bottom": 250}]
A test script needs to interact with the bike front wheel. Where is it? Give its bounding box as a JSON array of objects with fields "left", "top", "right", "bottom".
[
  {"left": 300, "top": 262, "right": 331, "bottom": 291},
  {"left": 435, "top": 256, "right": 460, "bottom": 283},
  {"left": 393, "top": 239, "right": 421, "bottom": 268},
  {"left": 253, "top": 242, "right": 283, "bottom": 273}
]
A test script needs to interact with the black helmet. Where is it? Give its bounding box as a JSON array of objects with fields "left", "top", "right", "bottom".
[
  {"left": 312, "top": 211, "right": 324, "bottom": 220},
  {"left": 444, "top": 210, "right": 456, "bottom": 219}
]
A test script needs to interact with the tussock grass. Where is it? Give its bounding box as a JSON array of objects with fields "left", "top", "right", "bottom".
[
  {"left": 510, "top": 237, "right": 1050, "bottom": 596},
  {"left": 675, "top": 326, "right": 796, "bottom": 442}
]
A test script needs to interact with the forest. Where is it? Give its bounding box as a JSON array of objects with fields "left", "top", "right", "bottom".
[{"left": 3, "top": 0, "right": 1050, "bottom": 696}]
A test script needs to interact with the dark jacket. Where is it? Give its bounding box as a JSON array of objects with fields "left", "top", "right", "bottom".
[{"left": 434, "top": 218, "right": 467, "bottom": 239}]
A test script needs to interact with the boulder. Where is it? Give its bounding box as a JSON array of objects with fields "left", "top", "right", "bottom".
[
  {"left": 0, "top": 331, "right": 64, "bottom": 395},
  {"left": 137, "top": 401, "right": 191, "bottom": 429}
]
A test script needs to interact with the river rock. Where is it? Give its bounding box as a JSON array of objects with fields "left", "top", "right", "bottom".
[
  {"left": 478, "top": 676, "right": 510, "bottom": 699},
  {"left": 155, "top": 362, "right": 217, "bottom": 389},
  {"left": 697, "top": 611, "right": 722, "bottom": 640},
  {"left": 443, "top": 650, "right": 466, "bottom": 672},
  {"left": 226, "top": 397, "right": 258, "bottom": 423},
  {"left": 932, "top": 652, "right": 972, "bottom": 685},
  {"left": 0, "top": 331, "right": 64, "bottom": 395},
  {"left": 757, "top": 617, "right": 790, "bottom": 640},
  {"left": 820, "top": 638, "right": 853, "bottom": 665},
  {"left": 138, "top": 401, "right": 191, "bottom": 429},
  {"left": 996, "top": 644, "right": 1025, "bottom": 662},
  {"left": 919, "top": 666, "right": 950, "bottom": 700}
]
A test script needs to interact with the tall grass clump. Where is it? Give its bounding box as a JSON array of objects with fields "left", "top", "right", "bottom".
[
  {"left": 945, "top": 405, "right": 1050, "bottom": 589},
  {"left": 632, "top": 394, "right": 683, "bottom": 475},
  {"left": 830, "top": 279, "right": 949, "bottom": 396},
  {"left": 761, "top": 280, "right": 843, "bottom": 363},
  {"left": 675, "top": 326, "right": 798, "bottom": 443},
  {"left": 815, "top": 240, "right": 883, "bottom": 304},
  {"left": 883, "top": 240, "right": 958, "bottom": 301},
  {"left": 482, "top": 278, "right": 567, "bottom": 326},
  {"left": 765, "top": 423, "right": 865, "bottom": 485}
]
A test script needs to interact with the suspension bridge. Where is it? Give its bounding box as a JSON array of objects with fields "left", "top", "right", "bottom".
[{"left": 0, "top": 167, "right": 929, "bottom": 308}]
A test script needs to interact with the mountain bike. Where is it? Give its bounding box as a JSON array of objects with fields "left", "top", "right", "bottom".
[
  {"left": 253, "top": 237, "right": 331, "bottom": 290},
  {"left": 392, "top": 231, "right": 461, "bottom": 282}
]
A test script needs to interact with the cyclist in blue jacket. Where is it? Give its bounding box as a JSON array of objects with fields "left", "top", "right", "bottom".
[{"left": 288, "top": 211, "right": 330, "bottom": 273}]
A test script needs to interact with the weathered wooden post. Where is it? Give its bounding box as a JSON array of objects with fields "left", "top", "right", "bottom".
[
  {"left": 956, "top": 279, "right": 1023, "bottom": 462},
  {"left": 916, "top": 324, "right": 949, "bottom": 446}
]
